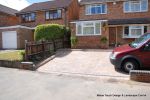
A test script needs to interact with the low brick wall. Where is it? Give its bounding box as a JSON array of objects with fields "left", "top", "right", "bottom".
[
  {"left": 0, "top": 60, "right": 35, "bottom": 71},
  {"left": 0, "top": 60, "right": 21, "bottom": 68},
  {"left": 130, "top": 70, "right": 150, "bottom": 83}
]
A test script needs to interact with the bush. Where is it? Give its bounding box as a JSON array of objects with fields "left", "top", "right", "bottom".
[
  {"left": 65, "top": 27, "right": 71, "bottom": 34},
  {"left": 34, "top": 24, "right": 66, "bottom": 41},
  {"left": 70, "top": 36, "right": 78, "bottom": 46},
  {"left": 100, "top": 36, "right": 108, "bottom": 44}
]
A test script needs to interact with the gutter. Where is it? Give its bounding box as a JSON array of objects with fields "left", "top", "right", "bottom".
[
  {"left": 80, "top": 0, "right": 127, "bottom": 5},
  {"left": 70, "top": 19, "right": 108, "bottom": 23},
  {"left": 0, "top": 25, "right": 35, "bottom": 30}
]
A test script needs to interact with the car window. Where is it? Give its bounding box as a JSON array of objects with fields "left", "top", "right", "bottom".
[
  {"left": 144, "top": 42, "right": 150, "bottom": 51},
  {"left": 130, "top": 33, "right": 150, "bottom": 48}
]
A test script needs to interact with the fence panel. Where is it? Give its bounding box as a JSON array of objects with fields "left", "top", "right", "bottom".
[{"left": 25, "top": 39, "right": 64, "bottom": 61}]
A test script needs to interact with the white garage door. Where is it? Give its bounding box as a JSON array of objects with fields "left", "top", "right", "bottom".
[{"left": 2, "top": 31, "right": 17, "bottom": 49}]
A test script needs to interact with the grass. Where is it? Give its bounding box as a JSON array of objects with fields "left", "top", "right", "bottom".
[{"left": 0, "top": 50, "right": 25, "bottom": 61}]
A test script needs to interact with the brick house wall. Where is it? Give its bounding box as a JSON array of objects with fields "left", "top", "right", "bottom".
[
  {"left": 17, "top": 28, "right": 34, "bottom": 49},
  {"left": 70, "top": 23, "right": 109, "bottom": 48},
  {"left": 0, "top": 12, "right": 19, "bottom": 27},
  {"left": 79, "top": 1, "right": 150, "bottom": 20},
  {"left": 67, "top": 0, "right": 79, "bottom": 21}
]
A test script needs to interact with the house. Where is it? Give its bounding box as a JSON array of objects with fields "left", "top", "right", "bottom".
[
  {"left": 0, "top": 4, "right": 34, "bottom": 49},
  {"left": 0, "top": 4, "right": 19, "bottom": 27},
  {"left": 0, "top": 0, "right": 79, "bottom": 49},
  {"left": 17, "top": 0, "right": 79, "bottom": 27},
  {"left": 70, "top": 0, "right": 150, "bottom": 48}
]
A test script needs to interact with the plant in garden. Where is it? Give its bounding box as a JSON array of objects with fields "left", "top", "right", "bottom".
[
  {"left": 70, "top": 36, "right": 78, "bottom": 46},
  {"left": 100, "top": 36, "right": 108, "bottom": 44},
  {"left": 34, "top": 24, "right": 66, "bottom": 41},
  {"left": 19, "top": 50, "right": 25, "bottom": 61},
  {"left": 100, "top": 36, "right": 108, "bottom": 49}
]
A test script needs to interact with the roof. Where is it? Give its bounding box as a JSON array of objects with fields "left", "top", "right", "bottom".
[
  {"left": 0, "top": 4, "right": 18, "bottom": 15},
  {"left": 108, "top": 18, "right": 150, "bottom": 25},
  {"left": 80, "top": 0, "right": 126, "bottom": 4},
  {"left": 19, "top": 0, "right": 73, "bottom": 14}
]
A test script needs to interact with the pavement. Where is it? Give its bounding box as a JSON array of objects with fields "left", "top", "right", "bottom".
[
  {"left": 38, "top": 49, "right": 129, "bottom": 79},
  {"left": 0, "top": 67, "right": 150, "bottom": 100}
]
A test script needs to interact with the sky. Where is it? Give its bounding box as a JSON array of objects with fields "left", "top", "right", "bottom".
[{"left": 0, "top": 0, "right": 51, "bottom": 11}]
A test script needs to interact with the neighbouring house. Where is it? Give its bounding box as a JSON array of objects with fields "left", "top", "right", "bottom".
[
  {"left": 0, "top": 4, "right": 18, "bottom": 27},
  {"left": 0, "top": 4, "right": 34, "bottom": 49},
  {"left": 0, "top": 0, "right": 79, "bottom": 49},
  {"left": 70, "top": 0, "right": 150, "bottom": 48},
  {"left": 17, "top": 0, "right": 79, "bottom": 27}
]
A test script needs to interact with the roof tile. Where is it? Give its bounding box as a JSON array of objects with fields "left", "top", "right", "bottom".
[{"left": 0, "top": 4, "right": 18, "bottom": 15}]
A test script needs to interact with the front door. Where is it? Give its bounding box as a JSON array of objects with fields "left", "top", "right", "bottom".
[{"left": 109, "top": 27, "right": 116, "bottom": 47}]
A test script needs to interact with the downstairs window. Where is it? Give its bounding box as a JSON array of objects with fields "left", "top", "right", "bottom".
[
  {"left": 123, "top": 25, "right": 147, "bottom": 38},
  {"left": 76, "top": 21, "right": 101, "bottom": 36}
]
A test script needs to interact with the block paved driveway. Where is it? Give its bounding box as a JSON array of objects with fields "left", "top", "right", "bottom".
[{"left": 38, "top": 49, "right": 129, "bottom": 79}]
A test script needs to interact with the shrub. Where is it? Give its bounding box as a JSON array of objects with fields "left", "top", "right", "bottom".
[
  {"left": 18, "top": 50, "right": 25, "bottom": 61},
  {"left": 65, "top": 27, "right": 71, "bottom": 34},
  {"left": 70, "top": 36, "right": 78, "bottom": 46},
  {"left": 100, "top": 36, "right": 108, "bottom": 44},
  {"left": 34, "top": 24, "right": 65, "bottom": 41}
]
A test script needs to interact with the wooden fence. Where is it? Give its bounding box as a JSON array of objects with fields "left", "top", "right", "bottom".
[{"left": 25, "top": 39, "right": 65, "bottom": 61}]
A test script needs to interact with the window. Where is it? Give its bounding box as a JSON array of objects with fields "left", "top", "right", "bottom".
[
  {"left": 85, "top": 4, "right": 107, "bottom": 15},
  {"left": 144, "top": 42, "right": 150, "bottom": 51},
  {"left": 45, "top": 9, "right": 62, "bottom": 20},
  {"left": 21, "top": 13, "right": 36, "bottom": 22},
  {"left": 124, "top": 0, "right": 148, "bottom": 12},
  {"left": 76, "top": 21, "right": 101, "bottom": 36},
  {"left": 123, "top": 25, "right": 147, "bottom": 38}
]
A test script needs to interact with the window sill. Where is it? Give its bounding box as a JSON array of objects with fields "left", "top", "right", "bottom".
[
  {"left": 76, "top": 34, "right": 101, "bottom": 36},
  {"left": 123, "top": 36, "right": 140, "bottom": 39},
  {"left": 21, "top": 21, "right": 35, "bottom": 23},
  {"left": 45, "top": 18, "right": 62, "bottom": 21},
  {"left": 124, "top": 10, "right": 148, "bottom": 13},
  {"left": 85, "top": 13, "right": 107, "bottom": 16}
]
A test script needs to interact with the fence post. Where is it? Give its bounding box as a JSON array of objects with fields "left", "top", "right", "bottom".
[
  {"left": 42, "top": 41, "right": 45, "bottom": 58},
  {"left": 53, "top": 39, "right": 56, "bottom": 52},
  {"left": 25, "top": 40, "right": 28, "bottom": 61},
  {"left": 62, "top": 37, "right": 65, "bottom": 48}
]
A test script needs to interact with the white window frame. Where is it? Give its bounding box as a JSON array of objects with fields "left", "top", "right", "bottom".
[
  {"left": 123, "top": 0, "right": 148, "bottom": 13},
  {"left": 123, "top": 25, "right": 145, "bottom": 38},
  {"left": 85, "top": 4, "right": 107, "bottom": 15},
  {"left": 76, "top": 21, "right": 102, "bottom": 36}
]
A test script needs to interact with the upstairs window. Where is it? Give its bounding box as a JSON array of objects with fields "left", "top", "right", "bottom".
[
  {"left": 85, "top": 4, "right": 107, "bottom": 15},
  {"left": 124, "top": 0, "right": 148, "bottom": 13},
  {"left": 45, "top": 9, "right": 62, "bottom": 20},
  {"left": 21, "top": 13, "right": 36, "bottom": 22}
]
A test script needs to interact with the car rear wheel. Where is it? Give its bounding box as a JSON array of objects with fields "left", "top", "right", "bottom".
[{"left": 122, "top": 59, "right": 139, "bottom": 73}]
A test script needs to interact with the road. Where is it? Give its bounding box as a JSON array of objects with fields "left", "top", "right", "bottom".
[{"left": 0, "top": 67, "right": 150, "bottom": 100}]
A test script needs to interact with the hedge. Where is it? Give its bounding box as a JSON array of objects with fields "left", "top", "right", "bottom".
[{"left": 34, "top": 24, "right": 69, "bottom": 41}]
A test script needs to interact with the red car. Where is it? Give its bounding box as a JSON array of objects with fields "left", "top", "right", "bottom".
[{"left": 110, "top": 33, "right": 150, "bottom": 73}]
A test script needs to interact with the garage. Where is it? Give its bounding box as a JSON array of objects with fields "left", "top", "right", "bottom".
[
  {"left": 2, "top": 31, "right": 17, "bottom": 49},
  {"left": 0, "top": 25, "right": 34, "bottom": 49}
]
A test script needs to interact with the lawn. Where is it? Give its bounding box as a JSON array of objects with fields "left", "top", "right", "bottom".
[{"left": 0, "top": 50, "right": 25, "bottom": 61}]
